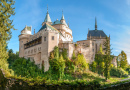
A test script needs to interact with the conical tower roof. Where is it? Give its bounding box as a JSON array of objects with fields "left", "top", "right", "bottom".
[
  {"left": 44, "top": 6, "right": 52, "bottom": 22},
  {"left": 60, "top": 10, "right": 68, "bottom": 27}
]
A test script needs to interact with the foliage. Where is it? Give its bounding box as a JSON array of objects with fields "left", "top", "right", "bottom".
[
  {"left": 90, "top": 61, "right": 97, "bottom": 73},
  {"left": 103, "top": 36, "right": 112, "bottom": 80},
  {"left": 7, "top": 49, "right": 19, "bottom": 67},
  {"left": 94, "top": 54, "right": 104, "bottom": 75},
  {"left": 0, "top": 0, "right": 15, "bottom": 71},
  {"left": 75, "top": 53, "right": 88, "bottom": 71},
  {"left": 53, "top": 46, "right": 59, "bottom": 60},
  {"left": 125, "top": 65, "right": 130, "bottom": 75},
  {"left": 11, "top": 58, "right": 44, "bottom": 78},
  {"left": 118, "top": 51, "right": 128, "bottom": 70},
  {"left": 72, "top": 50, "right": 76, "bottom": 60},
  {"left": 65, "top": 58, "right": 75, "bottom": 73},
  {"left": 97, "top": 44, "right": 104, "bottom": 54},
  {"left": 110, "top": 67, "right": 128, "bottom": 78},
  {"left": 62, "top": 48, "right": 68, "bottom": 60},
  {"left": 49, "top": 46, "right": 65, "bottom": 79}
]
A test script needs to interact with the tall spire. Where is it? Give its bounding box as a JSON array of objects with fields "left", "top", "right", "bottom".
[
  {"left": 60, "top": 10, "right": 68, "bottom": 27},
  {"left": 44, "top": 5, "right": 52, "bottom": 23},
  {"left": 47, "top": 4, "right": 48, "bottom": 14},
  {"left": 61, "top": 10, "right": 65, "bottom": 20},
  {"left": 95, "top": 17, "right": 97, "bottom": 30}
]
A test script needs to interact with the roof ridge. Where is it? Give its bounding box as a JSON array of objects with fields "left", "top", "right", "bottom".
[
  {"left": 46, "top": 23, "right": 59, "bottom": 32},
  {"left": 46, "top": 23, "right": 63, "bottom": 36}
]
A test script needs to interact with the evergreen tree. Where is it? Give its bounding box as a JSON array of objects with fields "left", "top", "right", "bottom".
[
  {"left": 103, "top": 36, "right": 112, "bottom": 80},
  {"left": 0, "top": 0, "right": 15, "bottom": 70},
  {"left": 118, "top": 51, "right": 128, "bottom": 69}
]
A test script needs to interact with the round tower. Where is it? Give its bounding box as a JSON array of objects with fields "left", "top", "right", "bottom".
[{"left": 19, "top": 25, "right": 32, "bottom": 57}]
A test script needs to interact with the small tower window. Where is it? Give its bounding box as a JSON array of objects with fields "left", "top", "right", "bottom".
[
  {"left": 92, "top": 42, "right": 94, "bottom": 46},
  {"left": 52, "top": 36, "right": 54, "bottom": 40},
  {"left": 44, "top": 37, "right": 46, "bottom": 41}
]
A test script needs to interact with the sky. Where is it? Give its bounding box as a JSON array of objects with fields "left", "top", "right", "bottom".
[{"left": 8, "top": 0, "right": 130, "bottom": 63}]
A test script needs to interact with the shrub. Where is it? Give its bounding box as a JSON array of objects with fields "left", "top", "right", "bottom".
[
  {"left": 11, "top": 58, "right": 44, "bottom": 78},
  {"left": 110, "top": 67, "right": 128, "bottom": 78}
]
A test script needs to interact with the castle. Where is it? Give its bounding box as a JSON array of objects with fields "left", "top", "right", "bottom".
[{"left": 19, "top": 8, "right": 117, "bottom": 72}]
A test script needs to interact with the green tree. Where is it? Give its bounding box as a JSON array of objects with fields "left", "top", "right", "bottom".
[
  {"left": 62, "top": 48, "right": 68, "bottom": 60},
  {"left": 98, "top": 44, "right": 104, "bottom": 54},
  {"left": 91, "top": 61, "right": 97, "bottom": 73},
  {"left": 0, "top": 0, "right": 15, "bottom": 70},
  {"left": 75, "top": 53, "right": 88, "bottom": 71},
  {"left": 72, "top": 50, "right": 76, "bottom": 60},
  {"left": 103, "top": 36, "right": 112, "bottom": 80},
  {"left": 59, "top": 55, "right": 65, "bottom": 79},
  {"left": 53, "top": 46, "right": 59, "bottom": 60},
  {"left": 118, "top": 51, "right": 128, "bottom": 69}
]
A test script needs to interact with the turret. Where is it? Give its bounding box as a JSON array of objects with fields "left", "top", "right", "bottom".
[
  {"left": 42, "top": 6, "right": 52, "bottom": 25},
  {"left": 19, "top": 25, "right": 32, "bottom": 57},
  {"left": 60, "top": 10, "right": 68, "bottom": 27}
]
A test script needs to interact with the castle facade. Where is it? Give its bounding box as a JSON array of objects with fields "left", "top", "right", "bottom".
[{"left": 19, "top": 9, "right": 117, "bottom": 72}]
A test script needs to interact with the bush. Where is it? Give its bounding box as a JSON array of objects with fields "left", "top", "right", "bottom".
[
  {"left": 110, "top": 67, "right": 128, "bottom": 78},
  {"left": 11, "top": 58, "right": 44, "bottom": 78}
]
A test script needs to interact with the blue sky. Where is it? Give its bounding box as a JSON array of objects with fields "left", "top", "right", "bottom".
[{"left": 9, "top": 0, "right": 130, "bottom": 63}]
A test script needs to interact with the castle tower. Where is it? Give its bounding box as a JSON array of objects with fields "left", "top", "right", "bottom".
[
  {"left": 60, "top": 10, "right": 68, "bottom": 27},
  {"left": 19, "top": 25, "right": 32, "bottom": 57},
  {"left": 42, "top": 6, "right": 52, "bottom": 25}
]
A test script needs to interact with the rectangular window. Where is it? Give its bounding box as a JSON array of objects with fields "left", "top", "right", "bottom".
[
  {"left": 44, "top": 37, "right": 46, "bottom": 41},
  {"left": 92, "top": 42, "right": 94, "bottom": 46},
  {"left": 52, "top": 36, "right": 54, "bottom": 40}
]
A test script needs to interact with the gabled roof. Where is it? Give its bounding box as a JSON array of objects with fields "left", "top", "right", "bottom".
[
  {"left": 88, "top": 30, "right": 107, "bottom": 37},
  {"left": 38, "top": 23, "right": 62, "bottom": 35}
]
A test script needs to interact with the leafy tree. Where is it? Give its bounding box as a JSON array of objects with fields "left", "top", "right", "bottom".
[
  {"left": 75, "top": 53, "right": 88, "bottom": 71},
  {"left": 0, "top": 0, "right": 15, "bottom": 70},
  {"left": 103, "top": 36, "right": 112, "bottom": 80},
  {"left": 59, "top": 55, "right": 65, "bottom": 79},
  {"left": 7, "top": 49, "right": 19, "bottom": 66},
  {"left": 72, "top": 50, "right": 76, "bottom": 60},
  {"left": 118, "top": 51, "right": 128, "bottom": 69},
  {"left": 53, "top": 46, "right": 59, "bottom": 60},
  {"left": 97, "top": 44, "right": 104, "bottom": 54},
  {"left": 49, "top": 47, "right": 65, "bottom": 79},
  {"left": 110, "top": 67, "right": 128, "bottom": 78},
  {"left": 62, "top": 48, "right": 68, "bottom": 60},
  {"left": 94, "top": 53, "right": 104, "bottom": 75},
  {"left": 91, "top": 61, "right": 97, "bottom": 73},
  {"left": 100, "top": 62, "right": 105, "bottom": 75},
  {"left": 49, "top": 51, "right": 54, "bottom": 60},
  {"left": 12, "top": 58, "right": 44, "bottom": 78}
]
